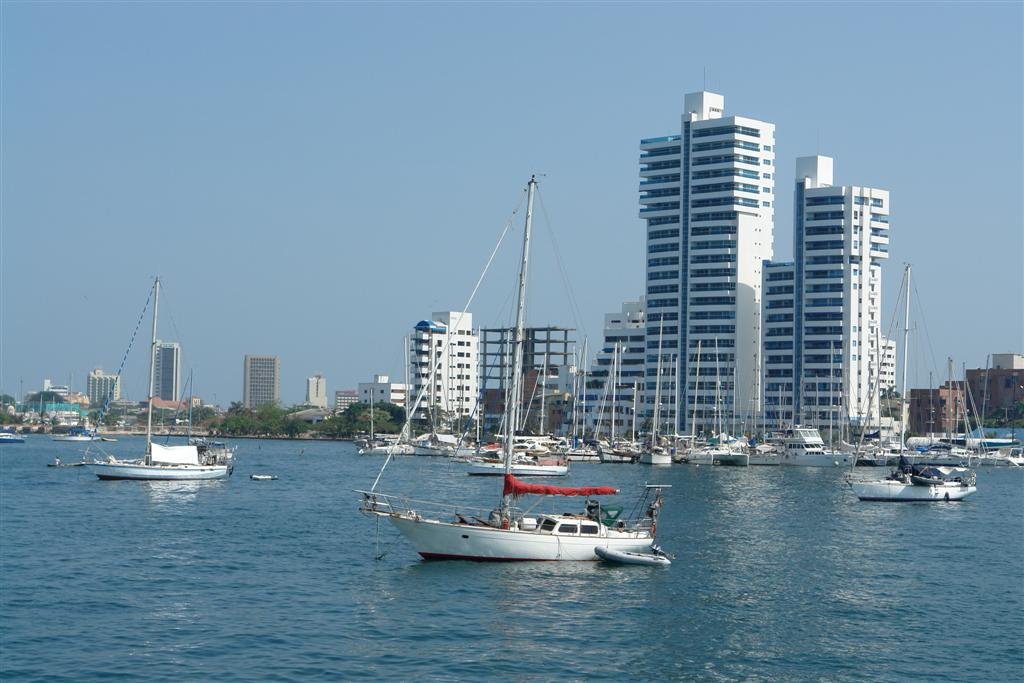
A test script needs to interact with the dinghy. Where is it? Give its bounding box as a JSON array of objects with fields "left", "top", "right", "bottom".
[
  {"left": 250, "top": 474, "right": 278, "bottom": 481},
  {"left": 595, "top": 545, "right": 672, "bottom": 567}
]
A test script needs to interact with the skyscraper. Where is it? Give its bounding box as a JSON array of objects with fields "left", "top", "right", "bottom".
[
  {"left": 243, "top": 355, "right": 280, "bottom": 409},
  {"left": 761, "top": 155, "right": 890, "bottom": 430},
  {"left": 153, "top": 341, "right": 181, "bottom": 401},
  {"left": 86, "top": 368, "right": 121, "bottom": 407},
  {"left": 640, "top": 91, "right": 775, "bottom": 433},
  {"left": 306, "top": 374, "right": 327, "bottom": 408}
]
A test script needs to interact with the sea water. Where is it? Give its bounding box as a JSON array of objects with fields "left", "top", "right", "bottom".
[{"left": 1, "top": 436, "right": 1021, "bottom": 681}]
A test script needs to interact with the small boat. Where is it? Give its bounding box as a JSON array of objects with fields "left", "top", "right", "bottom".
[
  {"left": 0, "top": 430, "right": 26, "bottom": 444},
  {"left": 50, "top": 426, "right": 97, "bottom": 442},
  {"left": 250, "top": 474, "right": 278, "bottom": 481},
  {"left": 595, "top": 545, "right": 672, "bottom": 567}
]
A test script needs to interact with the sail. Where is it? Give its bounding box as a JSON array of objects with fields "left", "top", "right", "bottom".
[
  {"left": 150, "top": 443, "right": 200, "bottom": 466},
  {"left": 503, "top": 474, "right": 617, "bottom": 498}
]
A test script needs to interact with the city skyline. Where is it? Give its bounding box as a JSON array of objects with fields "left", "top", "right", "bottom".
[{"left": 2, "top": 3, "right": 1021, "bottom": 407}]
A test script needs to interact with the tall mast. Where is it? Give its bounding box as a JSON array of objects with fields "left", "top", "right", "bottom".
[
  {"left": 501, "top": 176, "right": 536, "bottom": 515},
  {"left": 145, "top": 277, "right": 160, "bottom": 464},
  {"left": 899, "top": 264, "right": 912, "bottom": 452}
]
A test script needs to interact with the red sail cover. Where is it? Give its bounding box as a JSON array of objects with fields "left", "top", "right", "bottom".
[{"left": 503, "top": 474, "right": 618, "bottom": 498}]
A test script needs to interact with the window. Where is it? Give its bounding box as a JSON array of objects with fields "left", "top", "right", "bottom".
[
  {"left": 764, "top": 145, "right": 772, "bottom": 151},
  {"left": 763, "top": 159, "right": 772, "bottom": 165},
  {"left": 763, "top": 201, "right": 771, "bottom": 207},
  {"left": 763, "top": 173, "right": 772, "bottom": 179},
  {"left": 539, "top": 519, "right": 556, "bottom": 532},
  {"left": 557, "top": 524, "right": 578, "bottom": 534},
  {"left": 580, "top": 525, "right": 599, "bottom": 535}
]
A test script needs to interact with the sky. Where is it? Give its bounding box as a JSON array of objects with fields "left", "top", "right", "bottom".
[{"left": 1, "top": 1, "right": 1021, "bottom": 407}]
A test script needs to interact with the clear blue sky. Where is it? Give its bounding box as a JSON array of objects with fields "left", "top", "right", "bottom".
[{"left": 2, "top": 1, "right": 1021, "bottom": 406}]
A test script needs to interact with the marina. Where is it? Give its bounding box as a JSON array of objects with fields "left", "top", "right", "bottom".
[{"left": 2, "top": 436, "right": 1021, "bottom": 680}]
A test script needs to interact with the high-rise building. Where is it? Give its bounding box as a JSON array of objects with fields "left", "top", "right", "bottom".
[
  {"left": 243, "top": 355, "right": 280, "bottom": 409},
  {"left": 761, "top": 155, "right": 890, "bottom": 431},
  {"left": 580, "top": 299, "right": 646, "bottom": 438},
  {"left": 879, "top": 337, "right": 897, "bottom": 395},
  {"left": 640, "top": 91, "right": 775, "bottom": 433},
  {"left": 153, "top": 341, "right": 181, "bottom": 401},
  {"left": 86, "top": 368, "right": 121, "bottom": 407},
  {"left": 306, "top": 374, "right": 327, "bottom": 408},
  {"left": 409, "top": 312, "right": 478, "bottom": 427}
]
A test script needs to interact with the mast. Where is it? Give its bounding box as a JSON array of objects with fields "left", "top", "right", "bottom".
[
  {"left": 145, "top": 277, "right": 160, "bottom": 464},
  {"left": 690, "top": 339, "right": 701, "bottom": 440},
  {"left": 500, "top": 176, "right": 536, "bottom": 517},
  {"left": 610, "top": 344, "right": 618, "bottom": 444},
  {"left": 899, "top": 264, "right": 911, "bottom": 452}
]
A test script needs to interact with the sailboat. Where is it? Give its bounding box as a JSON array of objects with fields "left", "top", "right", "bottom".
[
  {"left": 359, "top": 177, "right": 668, "bottom": 560},
  {"left": 87, "top": 278, "right": 234, "bottom": 481},
  {"left": 848, "top": 265, "right": 976, "bottom": 501}
]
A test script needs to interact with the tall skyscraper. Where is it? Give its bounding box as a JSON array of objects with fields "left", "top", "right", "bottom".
[
  {"left": 306, "top": 374, "right": 327, "bottom": 408},
  {"left": 86, "top": 368, "right": 121, "bottom": 407},
  {"left": 761, "top": 155, "right": 890, "bottom": 430},
  {"left": 243, "top": 355, "right": 280, "bottom": 409},
  {"left": 153, "top": 341, "right": 181, "bottom": 401},
  {"left": 640, "top": 91, "right": 775, "bottom": 433}
]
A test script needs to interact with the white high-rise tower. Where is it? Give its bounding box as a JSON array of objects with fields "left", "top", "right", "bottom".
[
  {"left": 640, "top": 91, "right": 775, "bottom": 434},
  {"left": 761, "top": 155, "right": 890, "bottom": 431}
]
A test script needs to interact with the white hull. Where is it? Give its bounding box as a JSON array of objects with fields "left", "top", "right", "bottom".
[
  {"left": 88, "top": 461, "right": 231, "bottom": 481},
  {"left": 563, "top": 449, "right": 600, "bottom": 462},
  {"left": 466, "top": 460, "right": 569, "bottom": 476},
  {"left": 414, "top": 445, "right": 454, "bottom": 457},
  {"left": 639, "top": 451, "right": 672, "bottom": 465},
  {"left": 378, "top": 512, "right": 652, "bottom": 561},
  {"left": 359, "top": 444, "right": 416, "bottom": 456},
  {"left": 748, "top": 453, "right": 781, "bottom": 466},
  {"left": 781, "top": 452, "right": 853, "bottom": 467},
  {"left": 51, "top": 435, "right": 96, "bottom": 442},
  {"left": 851, "top": 479, "right": 976, "bottom": 502}
]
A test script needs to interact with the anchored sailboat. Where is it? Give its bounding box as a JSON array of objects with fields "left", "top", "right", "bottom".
[
  {"left": 88, "top": 278, "right": 234, "bottom": 481},
  {"left": 359, "top": 177, "right": 668, "bottom": 560}
]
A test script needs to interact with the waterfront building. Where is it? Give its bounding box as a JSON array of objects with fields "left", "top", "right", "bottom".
[
  {"left": 334, "top": 389, "right": 358, "bottom": 413},
  {"left": 243, "top": 355, "right": 280, "bottom": 409},
  {"left": 761, "top": 155, "right": 890, "bottom": 433},
  {"left": 306, "top": 374, "right": 328, "bottom": 409},
  {"left": 42, "top": 379, "right": 70, "bottom": 398},
  {"left": 640, "top": 91, "right": 775, "bottom": 434},
  {"left": 579, "top": 299, "right": 646, "bottom": 439},
  {"left": 409, "top": 312, "right": 478, "bottom": 429},
  {"left": 358, "top": 374, "right": 408, "bottom": 408},
  {"left": 153, "top": 341, "right": 181, "bottom": 401},
  {"left": 86, "top": 368, "right": 121, "bottom": 407},
  {"left": 908, "top": 383, "right": 964, "bottom": 436},
  {"left": 965, "top": 353, "right": 1024, "bottom": 420}
]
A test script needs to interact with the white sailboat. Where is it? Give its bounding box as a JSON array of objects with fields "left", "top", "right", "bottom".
[
  {"left": 848, "top": 265, "right": 977, "bottom": 501},
  {"left": 359, "top": 177, "right": 668, "bottom": 560},
  {"left": 88, "top": 278, "right": 234, "bottom": 481}
]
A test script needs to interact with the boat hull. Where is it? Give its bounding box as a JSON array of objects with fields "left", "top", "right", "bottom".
[
  {"left": 851, "top": 480, "right": 976, "bottom": 501},
  {"left": 466, "top": 460, "right": 569, "bottom": 476},
  {"left": 88, "top": 462, "right": 231, "bottom": 481},
  {"left": 781, "top": 452, "right": 853, "bottom": 467},
  {"left": 594, "top": 545, "right": 671, "bottom": 566},
  {"left": 380, "top": 512, "right": 652, "bottom": 561},
  {"left": 639, "top": 451, "right": 672, "bottom": 465}
]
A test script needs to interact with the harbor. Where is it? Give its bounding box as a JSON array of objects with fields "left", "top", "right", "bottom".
[{"left": 1, "top": 436, "right": 1021, "bottom": 681}]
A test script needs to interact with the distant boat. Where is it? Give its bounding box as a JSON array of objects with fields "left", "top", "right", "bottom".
[
  {"left": 0, "top": 429, "right": 25, "bottom": 444},
  {"left": 51, "top": 426, "right": 97, "bottom": 442},
  {"left": 595, "top": 544, "right": 672, "bottom": 567},
  {"left": 87, "top": 278, "right": 234, "bottom": 481},
  {"left": 779, "top": 427, "right": 853, "bottom": 467}
]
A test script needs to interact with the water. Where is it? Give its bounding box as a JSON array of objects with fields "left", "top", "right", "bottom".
[{"left": 2, "top": 436, "right": 1022, "bottom": 681}]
